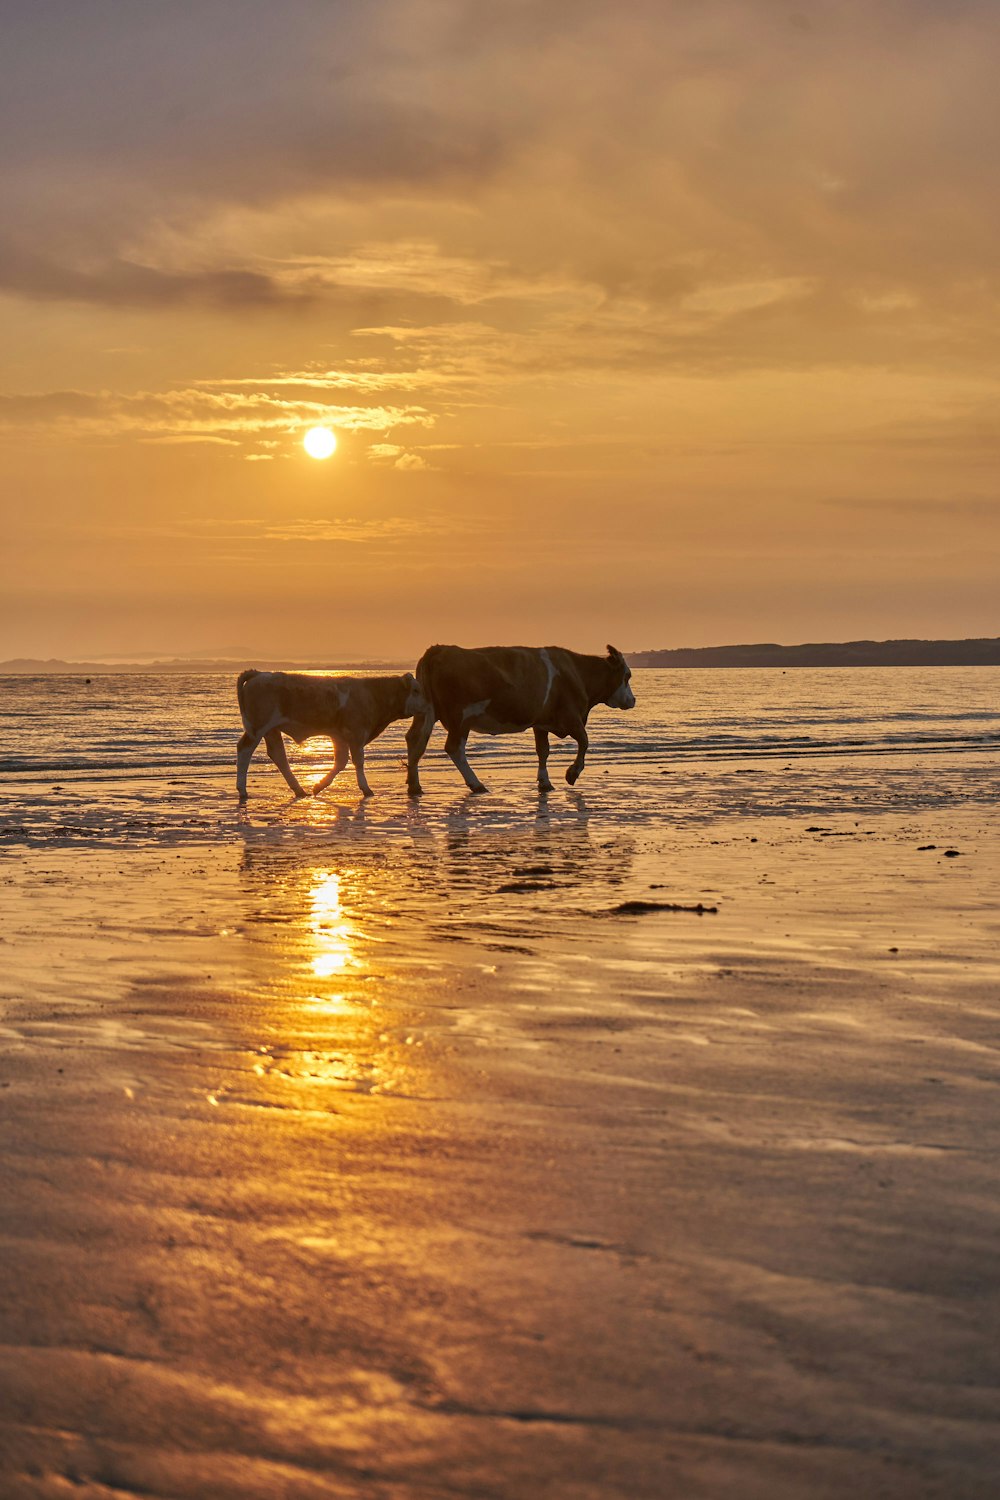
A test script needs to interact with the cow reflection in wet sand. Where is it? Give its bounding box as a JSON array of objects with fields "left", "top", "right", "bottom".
[{"left": 236, "top": 807, "right": 637, "bottom": 1091}]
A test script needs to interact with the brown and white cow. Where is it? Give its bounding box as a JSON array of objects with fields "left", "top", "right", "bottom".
[
  {"left": 405, "top": 644, "right": 635, "bottom": 796},
  {"left": 236, "top": 669, "right": 428, "bottom": 802}
]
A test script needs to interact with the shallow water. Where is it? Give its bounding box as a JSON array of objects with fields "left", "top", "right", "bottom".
[{"left": 1, "top": 666, "right": 998, "bottom": 847}]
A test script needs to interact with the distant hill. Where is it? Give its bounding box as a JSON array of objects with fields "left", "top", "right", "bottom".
[{"left": 631, "top": 637, "right": 1000, "bottom": 668}]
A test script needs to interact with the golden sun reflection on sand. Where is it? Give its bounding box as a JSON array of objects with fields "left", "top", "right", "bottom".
[
  {"left": 237, "top": 849, "right": 424, "bottom": 1103},
  {"left": 308, "top": 870, "right": 355, "bottom": 979}
]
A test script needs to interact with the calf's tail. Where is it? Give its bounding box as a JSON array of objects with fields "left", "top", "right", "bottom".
[{"left": 236, "top": 668, "right": 259, "bottom": 733}]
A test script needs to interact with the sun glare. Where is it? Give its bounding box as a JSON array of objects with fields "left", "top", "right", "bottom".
[
  {"left": 309, "top": 871, "right": 353, "bottom": 977},
  {"left": 303, "top": 426, "right": 337, "bottom": 460}
]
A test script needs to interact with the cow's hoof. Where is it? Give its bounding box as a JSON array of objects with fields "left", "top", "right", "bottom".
[
  {"left": 537, "top": 782, "right": 553, "bottom": 795},
  {"left": 470, "top": 783, "right": 489, "bottom": 795},
  {"left": 361, "top": 788, "right": 375, "bottom": 799},
  {"left": 238, "top": 793, "right": 248, "bottom": 805},
  {"left": 566, "top": 767, "right": 580, "bottom": 785},
  {"left": 407, "top": 783, "right": 423, "bottom": 798}
]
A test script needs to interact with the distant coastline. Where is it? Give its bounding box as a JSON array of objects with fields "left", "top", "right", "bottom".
[
  {"left": 1, "top": 637, "right": 999, "bottom": 673},
  {"left": 630, "top": 637, "right": 1000, "bottom": 668}
]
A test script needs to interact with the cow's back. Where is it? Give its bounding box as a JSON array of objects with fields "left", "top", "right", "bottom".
[
  {"left": 415, "top": 644, "right": 577, "bottom": 730},
  {"left": 240, "top": 671, "right": 344, "bottom": 735},
  {"left": 416, "top": 645, "right": 499, "bottom": 702}
]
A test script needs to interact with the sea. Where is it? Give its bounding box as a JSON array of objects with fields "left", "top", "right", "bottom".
[{"left": 1, "top": 667, "right": 998, "bottom": 848}]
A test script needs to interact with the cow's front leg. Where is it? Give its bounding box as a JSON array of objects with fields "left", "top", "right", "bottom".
[
  {"left": 445, "top": 728, "right": 488, "bottom": 793},
  {"left": 406, "top": 711, "right": 435, "bottom": 796},
  {"left": 236, "top": 731, "right": 261, "bottom": 802},
  {"left": 264, "top": 730, "right": 308, "bottom": 797},
  {"left": 565, "top": 722, "right": 589, "bottom": 785},
  {"left": 533, "top": 727, "right": 554, "bottom": 793},
  {"left": 349, "top": 741, "right": 374, "bottom": 797},
  {"left": 313, "top": 738, "right": 349, "bottom": 795}
]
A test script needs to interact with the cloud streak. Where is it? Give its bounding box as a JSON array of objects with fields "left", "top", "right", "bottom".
[
  {"left": 0, "top": 385, "right": 434, "bottom": 446},
  {"left": 0, "top": 242, "right": 307, "bottom": 310}
]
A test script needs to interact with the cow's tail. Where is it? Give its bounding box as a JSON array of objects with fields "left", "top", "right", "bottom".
[
  {"left": 413, "top": 645, "right": 446, "bottom": 718},
  {"left": 236, "top": 668, "right": 259, "bottom": 733}
]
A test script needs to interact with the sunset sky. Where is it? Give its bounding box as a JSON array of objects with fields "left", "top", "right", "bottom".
[{"left": 1, "top": 0, "right": 998, "bottom": 662}]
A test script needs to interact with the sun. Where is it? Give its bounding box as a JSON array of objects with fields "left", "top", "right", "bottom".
[{"left": 303, "top": 426, "right": 337, "bottom": 460}]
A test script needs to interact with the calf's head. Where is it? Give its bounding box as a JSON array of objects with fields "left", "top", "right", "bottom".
[
  {"left": 603, "top": 644, "right": 636, "bottom": 710},
  {"left": 401, "top": 671, "right": 431, "bottom": 718}
]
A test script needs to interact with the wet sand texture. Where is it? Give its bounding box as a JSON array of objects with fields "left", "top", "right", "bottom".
[{"left": 1, "top": 803, "right": 999, "bottom": 1498}]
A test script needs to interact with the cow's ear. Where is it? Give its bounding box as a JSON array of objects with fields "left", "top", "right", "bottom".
[{"left": 607, "top": 643, "right": 620, "bottom": 659}]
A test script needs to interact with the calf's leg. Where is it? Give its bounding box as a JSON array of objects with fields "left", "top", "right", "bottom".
[
  {"left": 264, "top": 730, "right": 308, "bottom": 797},
  {"left": 313, "top": 738, "right": 349, "bottom": 794},
  {"left": 406, "top": 711, "right": 435, "bottom": 796},
  {"left": 349, "top": 741, "right": 374, "bottom": 798},
  {"left": 566, "top": 722, "right": 589, "bottom": 785},
  {"left": 534, "top": 727, "right": 554, "bottom": 793},
  {"left": 236, "top": 730, "right": 261, "bottom": 802},
  {"left": 445, "top": 728, "right": 488, "bottom": 794}
]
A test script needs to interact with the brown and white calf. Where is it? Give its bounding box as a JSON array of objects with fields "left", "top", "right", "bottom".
[
  {"left": 236, "top": 669, "right": 428, "bottom": 802},
  {"left": 405, "top": 644, "right": 635, "bottom": 796}
]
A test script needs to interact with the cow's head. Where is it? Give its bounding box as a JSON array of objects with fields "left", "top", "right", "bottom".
[
  {"left": 604, "top": 644, "right": 635, "bottom": 710},
  {"left": 401, "top": 671, "right": 431, "bottom": 718}
]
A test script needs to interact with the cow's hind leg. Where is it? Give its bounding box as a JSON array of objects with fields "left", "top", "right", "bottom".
[
  {"left": 445, "top": 729, "right": 488, "bottom": 794},
  {"left": 566, "top": 722, "right": 589, "bottom": 785},
  {"left": 349, "top": 741, "right": 374, "bottom": 798},
  {"left": 236, "top": 731, "right": 261, "bottom": 802},
  {"left": 406, "top": 711, "right": 435, "bottom": 796},
  {"left": 534, "top": 727, "right": 554, "bottom": 793},
  {"left": 265, "top": 730, "right": 308, "bottom": 797},
  {"left": 313, "top": 738, "right": 349, "bottom": 795}
]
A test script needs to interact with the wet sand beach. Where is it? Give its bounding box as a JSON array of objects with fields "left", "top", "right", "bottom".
[{"left": 2, "top": 761, "right": 999, "bottom": 1498}]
